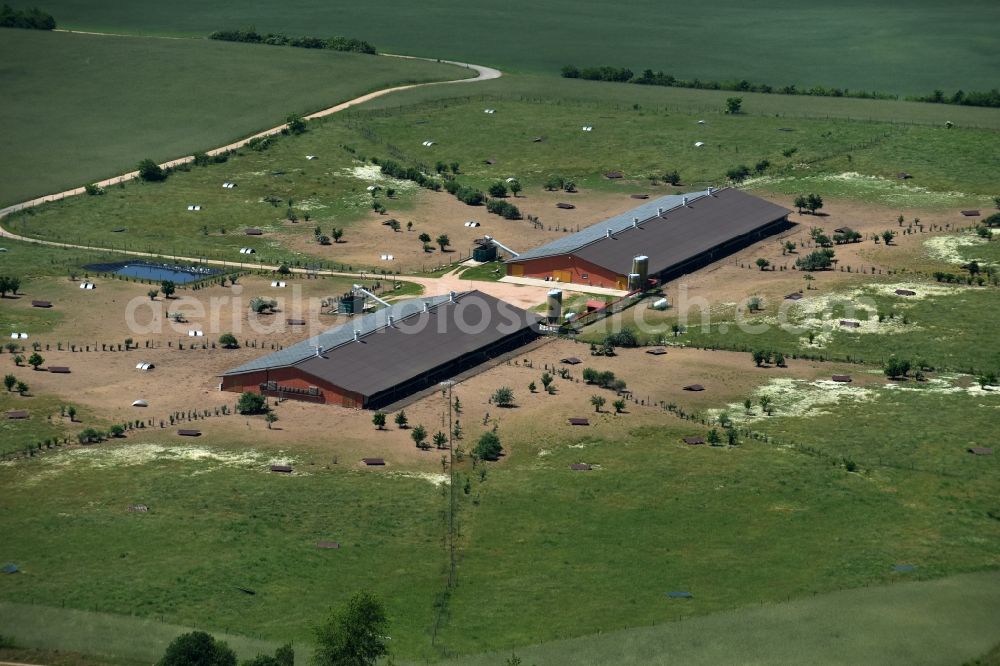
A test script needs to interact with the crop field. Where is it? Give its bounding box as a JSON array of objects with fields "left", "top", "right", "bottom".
[
  {"left": 39, "top": 0, "right": 1000, "bottom": 96},
  {"left": 0, "top": 29, "right": 468, "bottom": 206}
]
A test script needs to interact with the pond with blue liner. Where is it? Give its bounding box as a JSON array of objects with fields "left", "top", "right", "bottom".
[{"left": 83, "top": 261, "right": 219, "bottom": 284}]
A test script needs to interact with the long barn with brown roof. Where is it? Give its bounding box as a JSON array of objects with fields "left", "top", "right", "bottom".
[
  {"left": 505, "top": 188, "right": 790, "bottom": 290},
  {"left": 221, "top": 290, "right": 540, "bottom": 409}
]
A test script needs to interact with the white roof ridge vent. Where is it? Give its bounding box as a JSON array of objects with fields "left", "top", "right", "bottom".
[
  {"left": 707, "top": 186, "right": 715, "bottom": 195},
  {"left": 606, "top": 229, "right": 613, "bottom": 238},
  {"left": 632, "top": 217, "right": 639, "bottom": 228},
  {"left": 449, "top": 291, "right": 457, "bottom": 302},
  {"left": 657, "top": 207, "right": 664, "bottom": 216},
  {"left": 683, "top": 196, "right": 689, "bottom": 206},
  {"left": 354, "top": 328, "right": 361, "bottom": 341},
  {"left": 387, "top": 315, "right": 395, "bottom": 326}
]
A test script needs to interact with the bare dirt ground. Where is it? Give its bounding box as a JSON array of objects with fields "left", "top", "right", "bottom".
[
  {"left": 280, "top": 186, "right": 656, "bottom": 274},
  {"left": 2, "top": 196, "right": 964, "bottom": 472},
  {"left": 640, "top": 195, "right": 975, "bottom": 315}
]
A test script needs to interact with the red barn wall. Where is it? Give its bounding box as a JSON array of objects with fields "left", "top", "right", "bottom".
[
  {"left": 220, "top": 367, "right": 365, "bottom": 408},
  {"left": 507, "top": 255, "right": 623, "bottom": 289}
]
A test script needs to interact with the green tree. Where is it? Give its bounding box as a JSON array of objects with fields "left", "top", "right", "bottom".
[
  {"left": 726, "top": 165, "right": 751, "bottom": 183},
  {"left": 219, "top": 333, "right": 238, "bottom": 349},
  {"left": 372, "top": 412, "right": 386, "bottom": 430},
  {"left": 540, "top": 372, "right": 554, "bottom": 390},
  {"left": 411, "top": 425, "right": 428, "bottom": 449},
  {"left": 433, "top": 431, "right": 448, "bottom": 449},
  {"left": 509, "top": 180, "right": 522, "bottom": 197},
  {"left": 395, "top": 410, "right": 408, "bottom": 428},
  {"left": 160, "top": 280, "right": 176, "bottom": 298},
  {"left": 805, "top": 193, "right": 824, "bottom": 214},
  {"left": 436, "top": 234, "right": 451, "bottom": 252},
  {"left": 474, "top": 431, "right": 503, "bottom": 461},
  {"left": 492, "top": 386, "right": 515, "bottom": 407},
  {"left": 881, "top": 230, "right": 895, "bottom": 245},
  {"left": 488, "top": 182, "right": 508, "bottom": 198},
  {"left": 285, "top": 112, "right": 306, "bottom": 134},
  {"left": 590, "top": 394, "right": 606, "bottom": 412},
  {"left": 249, "top": 297, "right": 277, "bottom": 314},
  {"left": 756, "top": 258, "right": 770, "bottom": 271},
  {"left": 773, "top": 352, "right": 785, "bottom": 367},
  {"left": 883, "top": 357, "right": 912, "bottom": 379},
  {"left": 784, "top": 241, "right": 796, "bottom": 254},
  {"left": 109, "top": 424, "right": 125, "bottom": 438},
  {"left": 156, "top": 631, "right": 236, "bottom": 666},
  {"left": 314, "top": 591, "right": 389, "bottom": 666},
  {"left": 612, "top": 399, "right": 626, "bottom": 413},
  {"left": 449, "top": 162, "right": 460, "bottom": 174},
  {"left": 795, "top": 249, "right": 836, "bottom": 271},
  {"left": 137, "top": 158, "right": 166, "bottom": 182},
  {"left": 264, "top": 412, "right": 278, "bottom": 429},
  {"left": 528, "top": 381, "right": 537, "bottom": 393},
  {"left": 332, "top": 228, "right": 344, "bottom": 243},
  {"left": 27, "top": 352, "right": 43, "bottom": 370},
  {"left": 707, "top": 428, "right": 721, "bottom": 445},
  {"left": 793, "top": 194, "right": 807, "bottom": 214},
  {"left": 13, "top": 354, "right": 23, "bottom": 366},
  {"left": 725, "top": 96, "right": 743, "bottom": 114},
  {"left": 0, "top": 276, "right": 20, "bottom": 297},
  {"left": 236, "top": 392, "right": 267, "bottom": 415},
  {"left": 3, "top": 374, "right": 15, "bottom": 391},
  {"left": 277, "top": 264, "right": 291, "bottom": 275},
  {"left": 752, "top": 350, "right": 768, "bottom": 367},
  {"left": 663, "top": 170, "right": 681, "bottom": 185},
  {"left": 14, "top": 380, "right": 26, "bottom": 395},
  {"left": 67, "top": 405, "right": 77, "bottom": 421},
  {"left": 147, "top": 288, "right": 159, "bottom": 300}
]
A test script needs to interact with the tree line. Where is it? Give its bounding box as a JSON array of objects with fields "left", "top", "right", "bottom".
[
  {"left": 209, "top": 27, "right": 376, "bottom": 54},
  {"left": 560, "top": 64, "right": 1000, "bottom": 108},
  {"left": 0, "top": 4, "right": 55, "bottom": 30},
  {"left": 561, "top": 64, "right": 897, "bottom": 101}
]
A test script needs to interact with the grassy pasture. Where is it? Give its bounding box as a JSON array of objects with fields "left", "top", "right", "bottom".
[
  {"left": 1, "top": 384, "right": 998, "bottom": 661},
  {"left": 39, "top": 0, "right": 1000, "bottom": 95},
  {"left": 435, "top": 570, "right": 1000, "bottom": 666},
  {"left": 595, "top": 282, "right": 1000, "bottom": 374},
  {"left": 11, "top": 91, "right": 996, "bottom": 267},
  {"left": 0, "top": 29, "right": 468, "bottom": 206},
  {"left": 341, "top": 95, "right": 1000, "bottom": 201},
  {"left": 360, "top": 74, "right": 1000, "bottom": 131}
]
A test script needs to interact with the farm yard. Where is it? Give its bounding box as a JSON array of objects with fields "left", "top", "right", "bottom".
[{"left": 1, "top": 4, "right": 999, "bottom": 664}]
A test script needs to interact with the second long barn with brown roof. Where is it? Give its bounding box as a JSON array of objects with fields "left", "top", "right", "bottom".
[
  {"left": 221, "top": 290, "right": 540, "bottom": 409},
  {"left": 505, "top": 188, "right": 790, "bottom": 290}
]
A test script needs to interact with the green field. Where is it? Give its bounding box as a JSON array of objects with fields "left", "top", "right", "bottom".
[
  {"left": 1, "top": 382, "right": 998, "bottom": 661},
  {"left": 0, "top": 29, "right": 467, "bottom": 206},
  {"left": 437, "top": 571, "right": 1000, "bottom": 666},
  {"left": 9, "top": 89, "right": 998, "bottom": 266},
  {"left": 39, "top": 0, "right": 1000, "bottom": 95},
  {"left": 341, "top": 95, "right": 1000, "bottom": 201}
]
